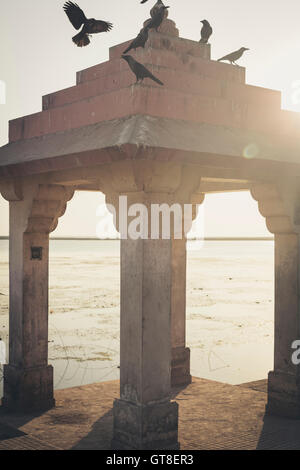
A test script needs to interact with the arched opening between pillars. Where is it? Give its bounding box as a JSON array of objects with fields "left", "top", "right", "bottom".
[
  {"left": 47, "top": 190, "right": 121, "bottom": 391},
  {"left": 186, "top": 190, "right": 274, "bottom": 386}
]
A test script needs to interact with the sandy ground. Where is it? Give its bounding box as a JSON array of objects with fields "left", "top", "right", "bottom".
[{"left": 0, "top": 239, "right": 274, "bottom": 394}]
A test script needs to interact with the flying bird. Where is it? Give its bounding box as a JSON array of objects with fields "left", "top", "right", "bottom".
[
  {"left": 146, "top": 5, "right": 169, "bottom": 31},
  {"left": 150, "top": 0, "right": 167, "bottom": 18},
  {"left": 63, "top": 1, "right": 113, "bottom": 47},
  {"left": 200, "top": 20, "right": 213, "bottom": 44},
  {"left": 218, "top": 47, "right": 250, "bottom": 65},
  {"left": 140, "top": 0, "right": 149, "bottom": 3},
  {"left": 122, "top": 55, "right": 164, "bottom": 86}
]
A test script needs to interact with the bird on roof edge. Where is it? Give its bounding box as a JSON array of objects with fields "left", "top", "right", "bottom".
[
  {"left": 145, "top": 5, "right": 169, "bottom": 32},
  {"left": 123, "top": 26, "right": 150, "bottom": 54},
  {"left": 218, "top": 47, "right": 250, "bottom": 65},
  {"left": 122, "top": 55, "right": 164, "bottom": 86},
  {"left": 200, "top": 20, "right": 213, "bottom": 44},
  {"left": 150, "top": 0, "right": 167, "bottom": 18},
  {"left": 63, "top": 1, "right": 113, "bottom": 47}
]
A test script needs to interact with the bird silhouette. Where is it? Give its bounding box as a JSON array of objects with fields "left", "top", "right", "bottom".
[
  {"left": 200, "top": 20, "right": 213, "bottom": 44},
  {"left": 63, "top": 1, "right": 113, "bottom": 47},
  {"left": 150, "top": 0, "right": 167, "bottom": 18},
  {"left": 218, "top": 47, "right": 250, "bottom": 65},
  {"left": 123, "top": 26, "right": 150, "bottom": 54},
  {"left": 146, "top": 5, "right": 169, "bottom": 31},
  {"left": 122, "top": 55, "right": 164, "bottom": 86}
]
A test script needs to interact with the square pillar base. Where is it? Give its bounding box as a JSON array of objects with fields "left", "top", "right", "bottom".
[
  {"left": 111, "top": 399, "right": 180, "bottom": 450},
  {"left": 2, "top": 364, "right": 55, "bottom": 412},
  {"left": 171, "top": 347, "right": 192, "bottom": 387},
  {"left": 266, "top": 371, "right": 300, "bottom": 419}
]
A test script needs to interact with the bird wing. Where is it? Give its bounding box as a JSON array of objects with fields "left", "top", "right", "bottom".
[
  {"left": 63, "top": 1, "right": 87, "bottom": 30},
  {"left": 135, "top": 62, "right": 149, "bottom": 77},
  {"left": 218, "top": 51, "right": 236, "bottom": 61},
  {"left": 136, "top": 62, "right": 163, "bottom": 85},
  {"left": 201, "top": 24, "right": 212, "bottom": 40},
  {"left": 88, "top": 20, "right": 113, "bottom": 34}
]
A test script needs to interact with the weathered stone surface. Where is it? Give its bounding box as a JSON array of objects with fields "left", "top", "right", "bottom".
[
  {"left": 171, "top": 347, "right": 191, "bottom": 387},
  {"left": 2, "top": 365, "right": 55, "bottom": 412},
  {"left": 2, "top": 183, "right": 74, "bottom": 413},
  {"left": 267, "top": 371, "right": 300, "bottom": 418},
  {"left": 3, "top": 378, "right": 300, "bottom": 450},
  {"left": 112, "top": 399, "right": 179, "bottom": 450}
]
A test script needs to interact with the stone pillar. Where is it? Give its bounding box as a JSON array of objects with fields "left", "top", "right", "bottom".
[
  {"left": 251, "top": 183, "right": 300, "bottom": 418},
  {"left": 170, "top": 197, "right": 203, "bottom": 387},
  {"left": 0, "top": 181, "right": 74, "bottom": 411},
  {"left": 99, "top": 159, "right": 203, "bottom": 449},
  {"left": 112, "top": 236, "right": 179, "bottom": 449},
  {"left": 171, "top": 237, "right": 191, "bottom": 387},
  {"left": 266, "top": 233, "right": 300, "bottom": 417}
]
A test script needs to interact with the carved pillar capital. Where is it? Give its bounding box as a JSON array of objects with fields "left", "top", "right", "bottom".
[
  {"left": 0, "top": 179, "right": 23, "bottom": 201},
  {"left": 25, "top": 184, "right": 74, "bottom": 234},
  {"left": 100, "top": 161, "right": 205, "bottom": 239},
  {"left": 251, "top": 183, "right": 295, "bottom": 234}
]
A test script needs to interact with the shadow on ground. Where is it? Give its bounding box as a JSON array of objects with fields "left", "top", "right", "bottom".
[{"left": 0, "top": 378, "right": 300, "bottom": 450}]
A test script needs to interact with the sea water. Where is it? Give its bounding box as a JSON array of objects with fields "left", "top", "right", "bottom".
[{"left": 0, "top": 239, "right": 274, "bottom": 395}]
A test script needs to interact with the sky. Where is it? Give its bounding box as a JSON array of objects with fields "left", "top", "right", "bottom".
[{"left": 1, "top": 0, "right": 300, "bottom": 237}]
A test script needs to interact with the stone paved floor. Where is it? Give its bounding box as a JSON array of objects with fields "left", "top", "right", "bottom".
[{"left": 0, "top": 377, "right": 300, "bottom": 450}]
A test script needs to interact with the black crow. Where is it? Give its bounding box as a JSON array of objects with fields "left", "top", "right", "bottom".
[
  {"left": 150, "top": 0, "right": 167, "bottom": 18},
  {"left": 122, "top": 55, "right": 164, "bottom": 85},
  {"left": 123, "top": 26, "right": 150, "bottom": 54},
  {"left": 146, "top": 5, "right": 169, "bottom": 31},
  {"left": 63, "top": 1, "right": 113, "bottom": 47},
  {"left": 200, "top": 20, "right": 213, "bottom": 44},
  {"left": 218, "top": 47, "right": 250, "bottom": 65}
]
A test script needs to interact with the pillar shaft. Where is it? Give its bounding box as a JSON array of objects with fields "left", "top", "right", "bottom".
[
  {"left": 113, "top": 237, "right": 179, "bottom": 449},
  {"left": 2, "top": 197, "right": 54, "bottom": 411},
  {"left": 9, "top": 231, "right": 49, "bottom": 368},
  {"left": 267, "top": 233, "right": 300, "bottom": 417},
  {"left": 2, "top": 183, "right": 73, "bottom": 412},
  {"left": 171, "top": 238, "right": 191, "bottom": 387},
  {"left": 120, "top": 238, "right": 171, "bottom": 403}
]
